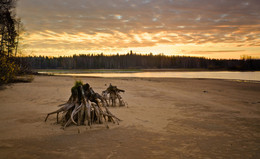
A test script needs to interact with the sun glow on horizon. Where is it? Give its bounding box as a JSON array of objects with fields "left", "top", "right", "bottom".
[{"left": 21, "top": 30, "right": 260, "bottom": 59}]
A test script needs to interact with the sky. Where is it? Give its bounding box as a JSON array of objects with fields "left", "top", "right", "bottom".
[{"left": 17, "top": 0, "right": 260, "bottom": 59}]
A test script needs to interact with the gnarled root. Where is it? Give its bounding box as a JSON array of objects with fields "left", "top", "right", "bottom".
[
  {"left": 45, "top": 82, "right": 121, "bottom": 130},
  {"left": 102, "top": 84, "right": 126, "bottom": 107}
]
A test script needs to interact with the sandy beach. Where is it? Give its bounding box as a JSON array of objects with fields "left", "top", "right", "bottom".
[{"left": 0, "top": 75, "right": 259, "bottom": 159}]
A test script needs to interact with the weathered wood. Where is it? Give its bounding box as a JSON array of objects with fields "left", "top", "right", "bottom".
[
  {"left": 45, "top": 82, "right": 122, "bottom": 130},
  {"left": 102, "top": 84, "right": 126, "bottom": 107},
  {"left": 45, "top": 107, "right": 64, "bottom": 122}
]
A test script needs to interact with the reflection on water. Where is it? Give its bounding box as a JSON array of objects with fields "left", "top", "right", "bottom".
[{"left": 40, "top": 71, "right": 260, "bottom": 81}]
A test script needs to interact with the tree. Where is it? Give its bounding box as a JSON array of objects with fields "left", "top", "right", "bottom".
[
  {"left": 0, "top": 0, "right": 22, "bottom": 84},
  {"left": 0, "top": 0, "right": 18, "bottom": 56}
]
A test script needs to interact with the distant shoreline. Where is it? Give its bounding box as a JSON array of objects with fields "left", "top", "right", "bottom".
[
  {"left": 34, "top": 68, "right": 259, "bottom": 74},
  {"left": 34, "top": 69, "right": 260, "bottom": 82}
]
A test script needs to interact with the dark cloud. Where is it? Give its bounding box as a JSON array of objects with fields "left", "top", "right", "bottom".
[{"left": 17, "top": 0, "right": 260, "bottom": 49}]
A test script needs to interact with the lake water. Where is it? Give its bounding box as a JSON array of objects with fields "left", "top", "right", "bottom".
[{"left": 39, "top": 71, "right": 260, "bottom": 81}]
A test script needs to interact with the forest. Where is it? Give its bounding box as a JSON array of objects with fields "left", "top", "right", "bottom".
[{"left": 20, "top": 51, "right": 260, "bottom": 71}]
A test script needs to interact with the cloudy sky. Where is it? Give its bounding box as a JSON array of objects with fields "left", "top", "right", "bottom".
[{"left": 17, "top": 0, "right": 260, "bottom": 59}]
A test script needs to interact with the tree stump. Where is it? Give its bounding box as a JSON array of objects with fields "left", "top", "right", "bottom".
[
  {"left": 102, "top": 83, "right": 127, "bottom": 107},
  {"left": 45, "top": 81, "right": 121, "bottom": 129}
]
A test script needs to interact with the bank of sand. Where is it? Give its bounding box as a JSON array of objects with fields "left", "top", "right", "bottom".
[{"left": 0, "top": 75, "right": 259, "bottom": 158}]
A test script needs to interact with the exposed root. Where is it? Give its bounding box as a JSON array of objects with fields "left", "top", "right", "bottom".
[
  {"left": 102, "top": 83, "right": 127, "bottom": 107},
  {"left": 45, "top": 81, "right": 122, "bottom": 130}
]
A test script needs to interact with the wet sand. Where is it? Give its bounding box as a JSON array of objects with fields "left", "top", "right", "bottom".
[{"left": 0, "top": 75, "right": 259, "bottom": 158}]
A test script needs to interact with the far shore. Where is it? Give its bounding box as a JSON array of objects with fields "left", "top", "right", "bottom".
[
  {"left": 0, "top": 75, "right": 259, "bottom": 158},
  {"left": 34, "top": 69, "right": 260, "bottom": 82},
  {"left": 34, "top": 68, "right": 260, "bottom": 74}
]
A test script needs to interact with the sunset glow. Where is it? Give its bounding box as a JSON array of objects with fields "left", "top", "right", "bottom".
[{"left": 17, "top": 0, "right": 260, "bottom": 59}]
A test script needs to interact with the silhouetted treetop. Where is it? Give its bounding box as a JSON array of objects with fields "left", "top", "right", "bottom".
[{"left": 19, "top": 53, "right": 260, "bottom": 71}]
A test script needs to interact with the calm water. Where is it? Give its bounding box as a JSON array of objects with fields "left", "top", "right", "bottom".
[{"left": 40, "top": 71, "right": 260, "bottom": 81}]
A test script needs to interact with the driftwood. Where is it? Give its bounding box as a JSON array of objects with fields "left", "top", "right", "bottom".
[
  {"left": 45, "top": 81, "right": 121, "bottom": 129},
  {"left": 102, "top": 84, "right": 126, "bottom": 107}
]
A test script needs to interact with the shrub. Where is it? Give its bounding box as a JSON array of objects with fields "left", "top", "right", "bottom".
[{"left": 0, "top": 54, "right": 20, "bottom": 84}]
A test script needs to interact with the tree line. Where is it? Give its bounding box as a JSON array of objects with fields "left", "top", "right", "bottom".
[{"left": 20, "top": 51, "right": 260, "bottom": 71}]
